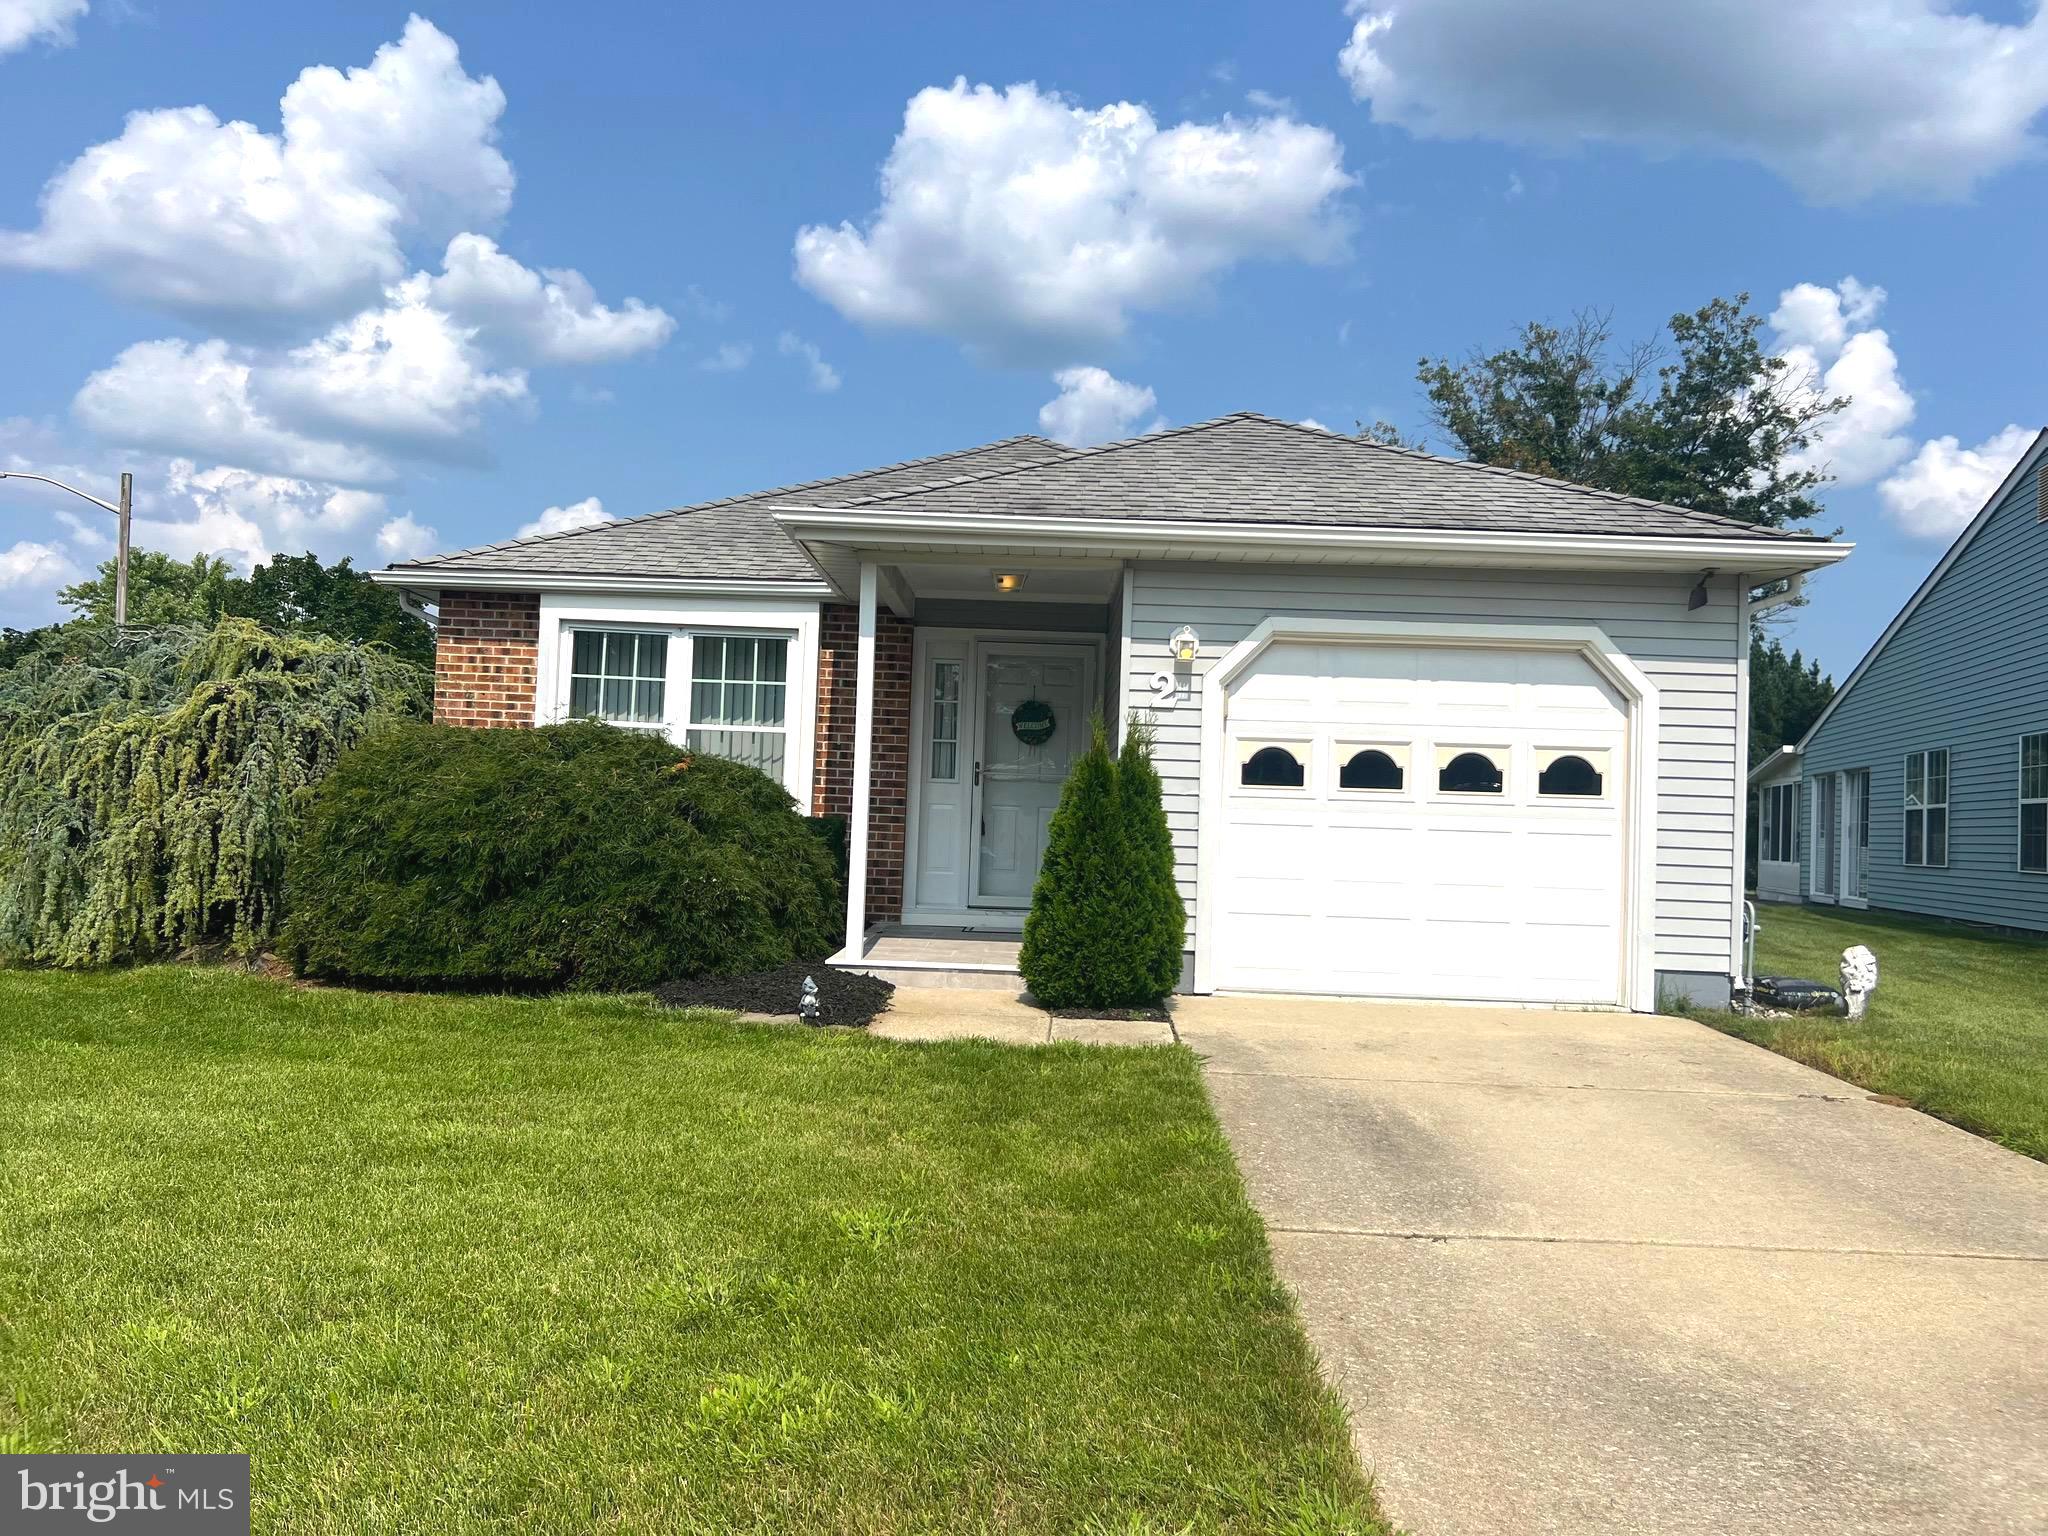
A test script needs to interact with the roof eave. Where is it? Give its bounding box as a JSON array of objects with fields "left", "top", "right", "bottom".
[
  {"left": 369, "top": 567, "right": 835, "bottom": 598},
  {"left": 772, "top": 506, "right": 1851, "bottom": 586}
]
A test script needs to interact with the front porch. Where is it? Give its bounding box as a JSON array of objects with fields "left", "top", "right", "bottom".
[
  {"left": 803, "top": 550, "right": 1126, "bottom": 982},
  {"left": 843, "top": 923, "right": 1025, "bottom": 990}
]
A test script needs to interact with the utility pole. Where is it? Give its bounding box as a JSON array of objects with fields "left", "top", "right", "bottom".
[
  {"left": 0, "top": 470, "right": 132, "bottom": 626},
  {"left": 115, "top": 472, "right": 132, "bottom": 628}
]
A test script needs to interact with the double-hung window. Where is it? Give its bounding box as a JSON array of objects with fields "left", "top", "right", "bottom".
[
  {"left": 2021, "top": 733, "right": 2048, "bottom": 875},
  {"left": 687, "top": 634, "right": 789, "bottom": 782},
  {"left": 568, "top": 630, "right": 668, "bottom": 727},
  {"left": 1904, "top": 747, "right": 1949, "bottom": 867}
]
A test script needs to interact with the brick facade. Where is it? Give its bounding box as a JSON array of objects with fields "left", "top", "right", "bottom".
[
  {"left": 433, "top": 591, "right": 541, "bottom": 727},
  {"left": 814, "top": 602, "right": 914, "bottom": 924}
]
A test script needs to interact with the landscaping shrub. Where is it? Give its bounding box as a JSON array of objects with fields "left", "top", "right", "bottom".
[
  {"left": 0, "top": 619, "right": 427, "bottom": 965},
  {"left": 285, "top": 722, "right": 839, "bottom": 990},
  {"left": 1019, "top": 716, "right": 1186, "bottom": 1009}
]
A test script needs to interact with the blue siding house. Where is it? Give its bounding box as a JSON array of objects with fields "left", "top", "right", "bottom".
[{"left": 1797, "top": 431, "right": 2048, "bottom": 931}]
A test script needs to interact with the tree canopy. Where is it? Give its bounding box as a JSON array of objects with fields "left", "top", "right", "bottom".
[
  {"left": 33, "top": 547, "right": 436, "bottom": 669},
  {"left": 1749, "top": 637, "right": 1836, "bottom": 765},
  {"left": 1409, "top": 295, "right": 1845, "bottom": 531}
]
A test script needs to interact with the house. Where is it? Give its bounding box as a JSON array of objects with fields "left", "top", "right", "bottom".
[
  {"left": 1750, "top": 745, "right": 1802, "bottom": 902},
  {"left": 373, "top": 412, "right": 1849, "bottom": 1010},
  {"left": 1793, "top": 429, "right": 2048, "bottom": 931}
]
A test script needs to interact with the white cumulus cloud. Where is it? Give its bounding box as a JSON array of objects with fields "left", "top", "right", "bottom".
[
  {"left": 1, "top": 0, "right": 86, "bottom": 57},
  {"left": 1878, "top": 424, "right": 2037, "bottom": 539},
  {"left": 260, "top": 276, "right": 528, "bottom": 458},
  {"left": 430, "top": 234, "right": 673, "bottom": 364},
  {"left": 1770, "top": 278, "right": 1914, "bottom": 488},
  {"left": 375, "top": 512, "right": 440, "bottom": 561},
  {"left": 778, "top": 332, "right": 841, "bottom": 392},
  {"left": 0, "top": 538, "right": 80, "bottom": 590},
  {"left": 1037, "top": 367, "right": 1163, "bottom": 446},
  {"left": 700, "top": 341, "right": 753, "bottom": 373},
  {"left": 0, "top": 17, "right": 511, "bottom": 327},
  {"left": 1337, "top": 0, "right": 2048, "bottom": 203},
  {"left": 517, "top": 496, "right": 611, "bottom": 539},
  {"left": 794, "top": 79, "right": 1356, "bottom": 362},
  {"left": 73, "top": 338, "right": 398, "bottom": 486}
]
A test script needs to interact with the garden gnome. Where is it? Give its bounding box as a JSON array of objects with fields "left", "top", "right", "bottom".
[
  {"left": 798, "top": 974, "right": 822, "bottom": 1025},
  {"left": 1840, "top": 945, "right": 1878, "bottom": 1019}
]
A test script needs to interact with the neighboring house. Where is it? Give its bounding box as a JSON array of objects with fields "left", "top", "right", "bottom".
[
  {"left": 374, "top": 413, "right": 1847, "bottom": 1010},
  {"left": 1750, "top": 745, "right": 1803, "bottom": 902},
  {"left": 1795, "top": 429, "right": 2048, "bottom": 932}
]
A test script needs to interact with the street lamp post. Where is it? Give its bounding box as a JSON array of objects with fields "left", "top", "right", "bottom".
[{"left": 0, "top": 469, "right": 133, "bottom": 626}]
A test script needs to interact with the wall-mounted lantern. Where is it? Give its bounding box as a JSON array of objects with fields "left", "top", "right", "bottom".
[{"left": 1170, "top": 625, "right": 1200, "bottom": 663}]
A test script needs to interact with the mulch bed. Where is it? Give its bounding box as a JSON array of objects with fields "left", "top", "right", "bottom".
[
  {"left": 1047, "top": 1004, "right": 1174, "bottom": 1023},
  {"left": 653, "top": 961, "right": 893, "bottom": 1028}
]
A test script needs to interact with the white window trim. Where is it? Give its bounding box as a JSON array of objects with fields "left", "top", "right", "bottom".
[
  {"left": 535, "top": 593, "right": 819, "bottom": 810},
  {"left": 1903, "top": 746, "right": 1950, "bottom": 870},
  {"left": 2020, "top": 731, "right": 2048, "bottom": 876},
  {"left": 1808, "top": 773, "right": 1839, "bottom": 902}
]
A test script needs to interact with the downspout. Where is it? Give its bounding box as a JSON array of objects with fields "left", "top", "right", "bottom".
[{"left": 397, "top": 587, "right": 439, "bottom": 628}]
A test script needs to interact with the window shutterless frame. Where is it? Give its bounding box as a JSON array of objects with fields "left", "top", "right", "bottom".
[
  {"left": 2020, "top": 732, "right": 2048, "bottom": 875},
  {"left": 1903, "top": 747, "right": 1950, "bottom": 868}
]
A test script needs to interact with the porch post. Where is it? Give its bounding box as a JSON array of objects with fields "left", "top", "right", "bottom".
[{"left": 845, "top": 560, "right": 877, "bottom": 954}]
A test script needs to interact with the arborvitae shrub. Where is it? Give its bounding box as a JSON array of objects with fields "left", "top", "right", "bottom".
[
  {"left": 1019, "top": 716, "right": 1185, "bottom": 1009},
  {"left": 0, "top": 619, "right": 427, "bottom": 964},
  {"left": 285, "top": 722, "right": 839, "bottom": 990}
]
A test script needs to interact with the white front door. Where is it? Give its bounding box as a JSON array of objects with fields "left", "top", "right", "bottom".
[{"left": 971, "top": 647, "right": 1092, "bottom": 906}]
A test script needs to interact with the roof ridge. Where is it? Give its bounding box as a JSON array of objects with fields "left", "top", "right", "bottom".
[
  {"left": 392, "top": 433, "right": 1070, "bottom": 569},
  {"left": 789, "top": 410, "right": 1812, "bottom": 539}
]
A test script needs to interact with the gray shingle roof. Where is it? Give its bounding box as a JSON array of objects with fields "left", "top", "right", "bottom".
[
  {"left": 786, "top": 412, "right": 1824, "bottom": 542},
  {"left": 388, "top": 435, "right": 1073, "bottom": 580}
]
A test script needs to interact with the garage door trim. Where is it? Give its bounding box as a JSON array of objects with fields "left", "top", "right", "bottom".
[{"left": 1193, "top": 617, "right": 1661, "bottom": 1010}]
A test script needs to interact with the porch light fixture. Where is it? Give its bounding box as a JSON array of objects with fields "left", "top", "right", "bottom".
[
  {"left": 993, "top": 572, "right": 1025, "bottom": 593},
  {"left": 1170, "top": 625, "right": 1201, "bottom": 663},
  {"left": 1687, "top": 569, "right": 1715, "bottom": 611}
]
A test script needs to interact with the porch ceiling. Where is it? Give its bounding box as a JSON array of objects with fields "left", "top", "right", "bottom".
[{"left": 891, "top": 559, "right": 1120, "bottom": 606}]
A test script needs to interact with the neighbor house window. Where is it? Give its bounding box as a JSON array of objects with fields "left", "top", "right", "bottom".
[
  {"left": 1239, "top": 744, "right": 1306, "bottom": 788},
  {"left": 2021, "top": 733, "right": 2048, "bottom": 874},
  {"left": 687, "top": 634, "right": 789, "bottom": 781},
  {"left": 929, "top": 661, "right": 961, "bottom": 780},
  {"left": 1761, "top": 782, "right": 1797, "bottom": 863},
  {"left": 1904, "top": 747, "right": 1949, "bottom": 867},
  {"left": 568, "top": 630, "right": 668, "bottom": 726},
  {"left": 1437, "top": 749, "right": 1504, "bottom": 795}
]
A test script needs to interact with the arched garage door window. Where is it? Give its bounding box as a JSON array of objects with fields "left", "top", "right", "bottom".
[
  {"left": 1240, "top": 744, "right": 1306, "bottom": 788},
  {"left": 1339, "top": 748, "right": 1404, "bottom": 791},
  {"left": 1438, "top": 750, "right": 1504, "bottom": 794},
  {"left": 1539, "top": 752, "right": 1606, "bottom": 797}
]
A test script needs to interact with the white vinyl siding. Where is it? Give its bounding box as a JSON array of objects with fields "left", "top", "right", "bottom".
[{"left": 1121, "top": 562, "right": 1741, "bottom": 978}]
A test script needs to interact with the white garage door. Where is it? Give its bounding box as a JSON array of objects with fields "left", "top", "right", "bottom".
[{"left": 1212, "top": 641, "right": 1630, "bottom": 1004}]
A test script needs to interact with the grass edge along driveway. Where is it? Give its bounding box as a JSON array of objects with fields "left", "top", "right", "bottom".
[
  {"left": 1701, "top": 902, "right": 2048, "bottom": 1162},
  {"left": 0, "top": 966, "right": 1387, "bottom": 1535}
]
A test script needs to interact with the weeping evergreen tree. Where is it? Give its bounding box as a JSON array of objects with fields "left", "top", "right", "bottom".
[{"left": 0, "top": 619, "right": 428, "bottom": 965}]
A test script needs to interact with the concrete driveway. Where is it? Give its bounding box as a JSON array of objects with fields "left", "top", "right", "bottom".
[{"left": 1175, "top": 996, "right": 2048, "bottom": 1536}]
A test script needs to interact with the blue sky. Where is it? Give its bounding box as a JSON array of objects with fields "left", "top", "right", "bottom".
[{"left": 2, "top": 0, "right": 2044, "bottom": 678}]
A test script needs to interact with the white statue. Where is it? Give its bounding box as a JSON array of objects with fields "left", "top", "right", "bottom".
[
  {"left": 1840, "top": 945, "right": 1878, "bottom": 1019},
  {"left": 798, "top": 974, "right": 821, "bottom": 1024}
]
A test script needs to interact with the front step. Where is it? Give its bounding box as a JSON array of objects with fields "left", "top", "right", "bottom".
[
  {"left": 834, "top": 961, "right": 1025, "bottom": 991},
  {"left": 830, "top": 926, "right": 1025, "bottom": 991}
]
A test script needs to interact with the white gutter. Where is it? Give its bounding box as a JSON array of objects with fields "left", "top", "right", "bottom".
[
  {"left": 771, "top": 508, "right": 1852, "bottom": 578},
  {"left": 369, "top": 568, "right": 834, "bottom": 598}
]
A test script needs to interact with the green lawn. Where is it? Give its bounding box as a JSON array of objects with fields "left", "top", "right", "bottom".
[
  {"left": 1709, "top": 903, "right": 2048, "bottom": 1161},
  {"left": 0, "top": 968, "right": 1382, "bottom": 1534}
]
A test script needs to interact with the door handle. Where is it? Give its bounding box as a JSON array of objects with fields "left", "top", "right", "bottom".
[{"left": 973, "top": 760, "right": 982, "bottom": 786}]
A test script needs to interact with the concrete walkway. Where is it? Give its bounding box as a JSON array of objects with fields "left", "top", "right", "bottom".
[
  {"left": 1174, "top": 995, "right": 2048, "bottom": 1536},
  {"left": 867, "top": 986, "right": 1175, "bottom": 1046}
]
